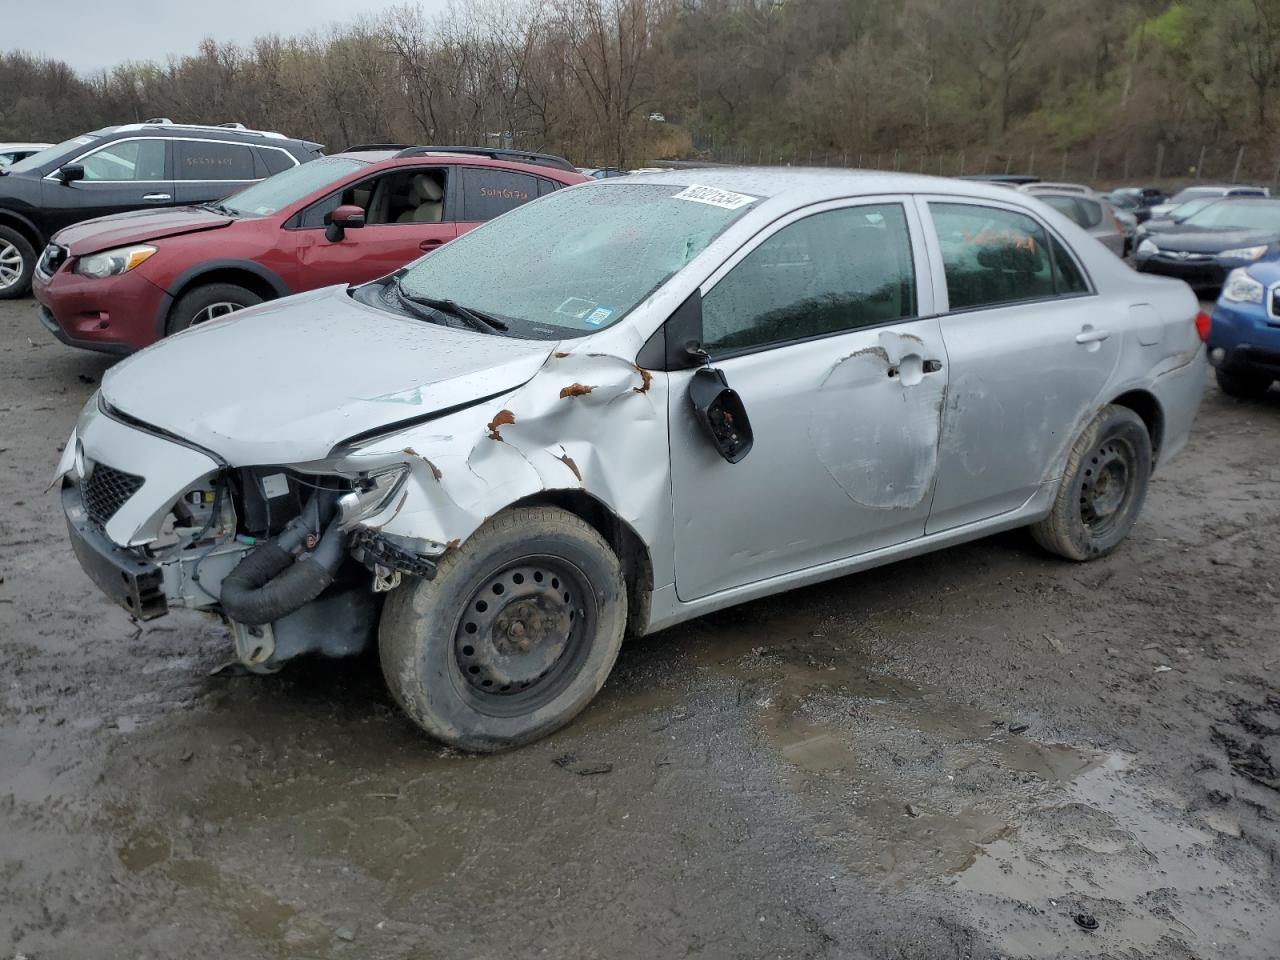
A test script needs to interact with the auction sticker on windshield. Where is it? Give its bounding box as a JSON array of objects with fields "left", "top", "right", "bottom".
[{"left": 672, "top": 185, "right": 757, "bottom": 210}]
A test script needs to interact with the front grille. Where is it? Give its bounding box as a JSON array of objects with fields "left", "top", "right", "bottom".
[
  {"left": 37, "top": 243, "right": 67, "bottom": 277},
  {"left": 83, "top": 463, "right": 144, "bottom": 525}
]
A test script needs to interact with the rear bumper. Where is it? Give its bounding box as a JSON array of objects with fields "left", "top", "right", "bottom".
[
  {"left": 33, "top": 262, "right": 171, "bottom": 354},
  {"left": 62, "top": 481, "right": 168, "bottom": 620}
]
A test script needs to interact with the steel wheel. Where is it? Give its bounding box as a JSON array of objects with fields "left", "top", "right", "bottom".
[
  {"left": 451, "top": 556, "right": 596, "bottom": 717},
  {"left": 0, "top": 239, "right": 23, "bottom": 291},
  {"left": 1078, "top": 436, "right": 1137, "bottom": 536},
  {"left": 192, "top": 301, "right": 243, "bottom": 325}
]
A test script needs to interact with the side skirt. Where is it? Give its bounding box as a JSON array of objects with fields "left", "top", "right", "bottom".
[{"left": 643, "top": 479, "right": 1058, "bottom": 635}]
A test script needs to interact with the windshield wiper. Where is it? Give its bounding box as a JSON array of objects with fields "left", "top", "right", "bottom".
[
  {"left": 200, "top": 201, "right": 237, "bottom": 217},
  {"left": 393, "top": 278, "right": 509, "bottom": 333}
]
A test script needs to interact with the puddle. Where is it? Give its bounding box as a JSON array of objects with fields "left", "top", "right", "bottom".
[
  {"left": 952, "top": 752, "right": 1280, "bottom": 957},
  {"left": 687, "top": 620, "right": 1105, "bottom": 890}
]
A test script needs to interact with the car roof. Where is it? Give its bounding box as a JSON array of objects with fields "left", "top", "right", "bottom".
[
  {"left": 0, "top": 142, "right": 51, "bottom": 150},
  {"left": 331, "top": 149, "right": 585, "bottom": 180},
  {"left": 612, "top": 167, "right": 1044, "bottom": 208},
  {"left": 88, "top": 120, "right": 317, "bottom": 148}
]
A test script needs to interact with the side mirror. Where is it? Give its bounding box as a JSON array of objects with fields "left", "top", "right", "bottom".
[
  {"left": 688, "top": 367, "right": 754, "bottom": 463},
  {"left": 324, "top": 204, "right": 366, "bottom": 242},
  {"left": 57, "top": 163, "right": 85, "bottom": 185}
]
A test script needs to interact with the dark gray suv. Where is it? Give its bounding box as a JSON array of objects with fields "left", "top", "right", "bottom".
[{"left": 0, "top": 119, "right": 323, "bottom": 298}]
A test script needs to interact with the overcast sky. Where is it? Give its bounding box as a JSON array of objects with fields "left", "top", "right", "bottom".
[{"left": 3, "top": 0, "right": 450, "bottom": 73}]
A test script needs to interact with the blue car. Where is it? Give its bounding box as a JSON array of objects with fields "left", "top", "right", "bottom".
[{"left": 1209, "top": 261, "right": 1280, "bottom": 398}]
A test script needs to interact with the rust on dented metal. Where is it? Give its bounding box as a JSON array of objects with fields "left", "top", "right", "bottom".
[
  {"left": 559, "top": 383, "right": 595, "bottom": 399},
  {"left": 487, "top": 409, "right": 516, "bottom": 440},
  {"left": 633, "top": 367, "right": 653, "bottom": 393},
  {"left": 557, "top": 451, "right": 583, "bottom": 481}
]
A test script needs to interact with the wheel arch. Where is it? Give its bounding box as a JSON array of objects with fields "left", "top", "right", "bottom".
[
  {"left": 506, "top": 489, "right": 654, "bottom": 639},
  {"left": 0, "top": 209, "right": 43, "bottom": 250},
  {"left": 161, "top": 260, "right": 291, "bottom": 335},
  {"left": 1108, "top": 388, "right": 1165, "bottom": 459}
]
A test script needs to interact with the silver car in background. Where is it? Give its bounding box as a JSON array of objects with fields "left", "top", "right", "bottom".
[
  {"left": 55, "top": 170, "right": 1207, "bottom": 750},
  {"left": 1021, "top": 184, "right": 1129, "bottom": 256}
]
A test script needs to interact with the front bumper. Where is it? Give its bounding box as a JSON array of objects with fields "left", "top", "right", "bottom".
[
  {"left": 1208, "top": 300, "right": 1280, "bottom": 376},
  {"left": 62, "top": 481, "right": 168, "bottom": 619},
  {"left": 33, "top": 259, "right": 172, "bottom": 354},
  {"left": 1134, "top": 254, "right": 1230, "bottom": 288}
]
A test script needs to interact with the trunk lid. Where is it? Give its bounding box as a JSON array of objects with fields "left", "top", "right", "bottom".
[
  {"left": 54, "top": 206, "right": 233, "bottom": 254},
  {"left": 101, "top": 286, "right": 557, "bottom": 465}
]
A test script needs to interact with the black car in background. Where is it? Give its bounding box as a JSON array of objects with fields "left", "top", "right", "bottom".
[
  {"left": 0, "top": 119, "right": 323, "bottom": 298},
  {"left": 1134, "top": 198, "right": 1280, "bottom": 291},
  {"left": 1104, "top": 187, "right": 1168, "bottom": 223}
]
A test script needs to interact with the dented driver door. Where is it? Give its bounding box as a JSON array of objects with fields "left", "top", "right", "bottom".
[{"left": 668, "top": 198, "right": 949, "bottom": 602}]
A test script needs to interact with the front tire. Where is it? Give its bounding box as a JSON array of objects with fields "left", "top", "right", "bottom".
[
  {"left": 1215, "top": 367, "right": 1274, "bottom": 400},
  {"left": 0, "top": 226, "right": 36, "bottom": 299},
  {"left": 1031, "top": 405, "right": 1152, "bottom": 562},
  {"left": 379, "top": 507, "right": 627, "bottom": 752},
  {"left": 167, "top": 283, "right": 262, "bottom": 336}
]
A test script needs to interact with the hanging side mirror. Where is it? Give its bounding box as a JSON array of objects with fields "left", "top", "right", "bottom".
[{"left": 689, "top": 366, "right": 754, "bottom": 463}]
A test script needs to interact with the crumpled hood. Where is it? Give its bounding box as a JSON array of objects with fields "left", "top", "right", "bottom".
[
  {"left": 54, "top": 206, "right": 233, "bottom": 254},
  {"left": 101, "top": 286, "right": 558, "bottom": 465},
  {"left": 1151, "top": 226, "right": 1280, "bottom": 254}
]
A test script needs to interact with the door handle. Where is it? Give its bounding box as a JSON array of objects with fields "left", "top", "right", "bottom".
[
  {"left": 923, "top": 359, "right": 943, "bottom": 374},
  {"left": 142, "top": 193, "right": 171, "bottom": 202},
  {"left": 418, "top": 238, "right": 444, "bottom": 251},
  {"left": 1075, "top": 328, "right": 1111, "bottom": 344}
]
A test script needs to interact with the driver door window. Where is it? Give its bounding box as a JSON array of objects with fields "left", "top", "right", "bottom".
[
  {"left": 294, "top": 166, "right": 457, "bottom": 291},
  {"left": 702, "top": 204, "right": 918, "bottom": 356},
  {"left": 300, "top": 168, "right": 449, "bottom": 228},
  {"left": 80, "top": 140, "right": 167, "bottom": 181}
]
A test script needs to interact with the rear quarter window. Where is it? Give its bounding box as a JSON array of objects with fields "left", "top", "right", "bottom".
[{"left": 461, "top": 168, "right": 540, "bottom": 221}]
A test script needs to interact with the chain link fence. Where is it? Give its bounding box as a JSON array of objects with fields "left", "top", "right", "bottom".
[{"left": 687, "top": 136, "right": 1280, "bottom": 191}]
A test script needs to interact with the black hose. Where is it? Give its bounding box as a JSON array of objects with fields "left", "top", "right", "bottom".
[{"left": 219, "top": 515, "right": 347, "bottom": 626}]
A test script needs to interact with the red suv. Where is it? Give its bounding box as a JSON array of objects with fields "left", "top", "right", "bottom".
[{"left": 33, "top": 146, "right": 587, "bottom": 353}]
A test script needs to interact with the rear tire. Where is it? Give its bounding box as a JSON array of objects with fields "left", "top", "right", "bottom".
[
  {"left": 167, "top": 283, "right": 262, "bottom": 335},
  {"left": 1215, "top": 367, "right": 1273, "bottom": 400},
  {"left": 0, "top": 226, "right": 36, "bottom": 300},
  {"left": 379, "top": 507, "right": 627, "bottom": 752},
  {"left": 1031, "top": 405, "right": 1152, "bottom": 562}
]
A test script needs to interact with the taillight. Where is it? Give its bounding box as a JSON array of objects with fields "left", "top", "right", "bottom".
[{"left": 1195, "top": 310, "right": 1212, "bottom": 342}]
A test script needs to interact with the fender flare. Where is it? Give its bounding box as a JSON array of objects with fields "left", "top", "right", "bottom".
[{"left": 156, "top": 259, "right": 293, "bottom": 337}]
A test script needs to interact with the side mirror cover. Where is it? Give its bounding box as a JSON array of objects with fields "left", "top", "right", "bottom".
[
  {"left": 689, "top": 367, "right": 754, "bottom": 464},
  {"left": 57, "top": 163, "right": 85, "bottom": 185},
  {"left": 324, "top": 204, "right": 366, "bottom": 242}
]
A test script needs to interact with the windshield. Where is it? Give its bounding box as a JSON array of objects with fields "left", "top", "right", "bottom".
[
  {"left": 395, "top": 182, "right": 758, "bottom": 336},
  {"left": 1170, "top": 197, "right": 1216, "bottom": 220},
  {"left": 1184, "top": 201, "right": 1280, "bottom": 230},
  {"left": 220, "top": 157, "right": 366, "bottom": 216},
  {"left": 6, "top": 134, "right": 99, "bottom": 174},
  {"left": 1171, "top": 187, "right": 1226, "bottom": 204}
]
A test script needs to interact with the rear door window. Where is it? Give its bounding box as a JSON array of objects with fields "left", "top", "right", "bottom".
[
  {"left": 461, "top": 168, "right": 540, "bottom": 220},
  {"left": 929, "top": 202, "right": 1060, "bottom": 310},
  {"left": 176, "top": 140, "right": 257, "bottom": 181}
]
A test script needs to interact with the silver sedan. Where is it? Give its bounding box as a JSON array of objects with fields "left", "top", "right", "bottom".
[{"left": 56, "top": 169, "right": 1207, "bottom": 750}]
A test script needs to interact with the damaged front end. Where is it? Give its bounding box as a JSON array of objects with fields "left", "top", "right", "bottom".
[{"left": 58, "top": 393, "right": 447, "bottom": 672}]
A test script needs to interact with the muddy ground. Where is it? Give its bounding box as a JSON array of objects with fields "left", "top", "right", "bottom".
[{"left": 2, "top": 297, "right": 1279, "bottom": 960}]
